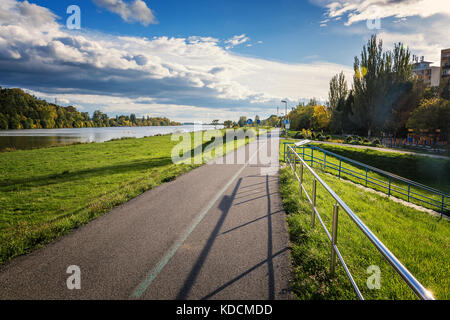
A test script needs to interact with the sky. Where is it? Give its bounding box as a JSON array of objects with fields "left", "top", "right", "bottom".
[{"left": 0, "top": 0, "right": 448, "bottom": 123}]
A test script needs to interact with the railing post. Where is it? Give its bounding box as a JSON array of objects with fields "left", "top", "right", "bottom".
[
  {"left": 408, "top": 184, "right": 411, "bottom": 202},
  {"left": 365, "top": 167, "right": 368, "bottom": 187},
  {"left": 311, "top": 179, "right": 316, "bottom": 227},
  {"left": 388, "top": 176, "right": 392, "bottom": 197},
  {"left": 311, "top": 148, "right": 314, "bottom": 168},
  {"left": 323, "top": 152, "right": 327, "bottom": 172},
  {"left": 283, "top": 143, "right": 286, "bottom": 162},
  {"left": 302, "top": 146, "right": 305, "bottom": 162},
  {"left": 299, "top": 163, "right": 304, "bottom": 199},
  {"left": 442, "top": 195, "right": 445, "bottom": 217},
  {"left": 338, "top": 159, "right": 342, "bottom": 179},
  {"left": 293, "top": 152, "right": 297, "bottom": 174},
  {"left": 330, "top": 203, "right": 339, "bottom": 275}
]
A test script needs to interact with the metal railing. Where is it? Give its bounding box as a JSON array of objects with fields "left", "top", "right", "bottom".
[
  {"left": 285, "top": 144, "right": 435, "bottom": 300},
  {"left": 283, "top": 142, "right": 449, "bottom": 217}
]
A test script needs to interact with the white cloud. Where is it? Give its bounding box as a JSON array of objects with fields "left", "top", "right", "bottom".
[
  {"left": 0, "top": 0, "right": 353, "bottom": 121},
  {"left": 93, "top": 0, "right": 157, "bottom": 26},
  {"left": 378, "top": 17, "right": 449, "bottom": 64},
  {"left": 224, "top": 34, "right": 250, "bottom": 50},
  {"left": 318, "top": 0, "right": 450, "bottom": 26}
]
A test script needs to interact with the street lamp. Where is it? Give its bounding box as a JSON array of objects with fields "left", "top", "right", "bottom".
[{"left": 281, "top": 100, "right": 288, "bottom": 136}]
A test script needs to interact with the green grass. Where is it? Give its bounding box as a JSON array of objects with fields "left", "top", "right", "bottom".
[
  {"left": 280, "top": 141, "right": 449, "bottom": 213},
  {"left": 0, "top": 129, "right": 262, "bottom": 264},
  {"left": 310, "top": 143, "right": 450, "bottom": 193},
  {"left": 279, "top": 142, "right": 450, "bottom": 300}
]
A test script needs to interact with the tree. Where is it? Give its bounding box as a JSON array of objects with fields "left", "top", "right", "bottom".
[
  {"left": 223, "top": 120, "right": 233, "bottom": 128},
  {"left": 352, "top": 35, "right": 413, "bottom": 137},
  {"left": 329, "top": 71, "right": 348, "bottom": 133},
  {"left": 0, "top": 113, "right": 8, "bottom": 129},
  {"left": 130, "top": 113, "right": 137, "bottom": 124},
  {"left": 311, "top": 105, "right": 331, "bottom": 131},
  {"left": 262, "top": 115, "right": 280, "bottom": 127},
  {"left": 440, "top": 80, "right": 450, "bottom": 100},
  {"left": 407, "top": 98, "right": 450, "bottom": 139},
  {"left": 328, "top": 71, "right": 348, "bottom": 111},
  {"left": 0, "top": 87, "right": 181, "bottom": 131},
  {"left": 289, "top": 105, "right": 314, "bottom": 131},
  {"left": 238, "top": 116, "right": 247, "bottom": 127}
]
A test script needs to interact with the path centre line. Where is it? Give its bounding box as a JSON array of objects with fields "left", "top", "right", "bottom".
[{"left": 131, "top": 139, "right": 267, "bottom": 299}]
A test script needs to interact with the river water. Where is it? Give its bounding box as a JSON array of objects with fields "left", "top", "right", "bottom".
[{"left": 0, "top": 125, "right": 222, "bottom": 151}]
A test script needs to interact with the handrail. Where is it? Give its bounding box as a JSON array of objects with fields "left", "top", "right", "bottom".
[
  {"left": 285, "top": 144, "right": 435, "bottom": 300},
  {"left": 283, "top": 142, "right": 449, "bottom": 216},
  {"left": 303, "top": 143, "right": 447, "bottom": 196}
]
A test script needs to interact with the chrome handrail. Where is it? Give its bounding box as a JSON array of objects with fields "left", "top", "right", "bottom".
[{"left": 286, "top": 144, "right": 435, "bottom": 300}]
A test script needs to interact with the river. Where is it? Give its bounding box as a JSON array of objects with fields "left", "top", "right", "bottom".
[{"left": 0, "top": 125, "right": 223, "bottom": 151}]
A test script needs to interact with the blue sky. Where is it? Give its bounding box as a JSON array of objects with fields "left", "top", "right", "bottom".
[{"left": 0, "top": 0, "right": 448, "bottom": 122}]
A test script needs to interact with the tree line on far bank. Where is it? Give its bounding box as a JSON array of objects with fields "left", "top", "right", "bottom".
[
  {"left": 0, "top": 87, "right": 181, "bottom": 130},
  {"left": 287, "top": 35, "right": 450, "bottom": 140}
]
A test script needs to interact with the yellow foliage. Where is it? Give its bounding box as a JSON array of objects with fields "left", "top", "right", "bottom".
[{"left": 312, "top": 105, "right": 331, "bottom": 130}]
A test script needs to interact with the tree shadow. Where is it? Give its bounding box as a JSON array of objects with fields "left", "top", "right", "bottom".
[
  {"left": 0, "top": 157, "right": 174, "bottom": 190},
  {"left": 175, "top": 178, "right": 243, "bottom": 300}
]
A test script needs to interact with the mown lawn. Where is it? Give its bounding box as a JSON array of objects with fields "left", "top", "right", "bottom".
[
  {"left": 0, "top": 129, "right": 260, "bottom": 264},
  {"left": 279, "top": 141, "right": 450, "bottom": 300},
  {"left": 280, "top": 141, "right": 449, "bottom": 213},
  {"left": 310, "top": 143, "right": 450, "bottom": 194}
]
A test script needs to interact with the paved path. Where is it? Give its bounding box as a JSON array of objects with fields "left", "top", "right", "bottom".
[{"left": 0, "top": 130, "right": 292, "bottom": 300}]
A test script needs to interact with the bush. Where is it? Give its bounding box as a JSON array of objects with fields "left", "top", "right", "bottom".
[
  {"left": 326, "top": 135, "right": 331, "bottom": 141},
  {"left": 345, "top": 136, "right": 353, "bottom": 143},
  {"left": 363, "top": 138, "right": 370, "bottom": 144},
  {"left": 371, "top": 139, "right": 381, "bottom": 147},
  {"left": 294, "top": 132, "right": 304, "bottom": 139}
]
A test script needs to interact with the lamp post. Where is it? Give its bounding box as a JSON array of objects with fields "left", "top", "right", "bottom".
[{"left": 281, "top": 100, "right": 288, "bottom": 137}]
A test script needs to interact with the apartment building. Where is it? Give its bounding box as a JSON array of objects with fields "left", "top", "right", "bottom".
[
  {"left": 441, "top": 48, "right": 450, "bottom": 86},
  {"left": 412, "top": 56, "right": 440, "bottom": 87}
]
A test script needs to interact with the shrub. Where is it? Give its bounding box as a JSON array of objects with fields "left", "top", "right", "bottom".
[
  {"left": 345, "top": 136, "right": 353, "bottom": 143},
  {"left": 326, "top": 135, "right": 331, "bottom": 141},
  {"left": 294, "top": 132, "right": 304, "bottom": 139},
  {"left": 371, "top": 139, "right": 381, "bottom": 147}
]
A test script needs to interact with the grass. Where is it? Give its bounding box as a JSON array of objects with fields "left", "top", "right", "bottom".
[
  {"left": 281, "top": 141, "right": 450, "bottom": 213},
  {"left": 279, "top": 141, "right": 450, "bottom": 300},
  {"left": 0, "top": 128, "right": 262, "bottom": 264},
  {"left": 310, "top": 143, "right": 450, "bottom": 193}
]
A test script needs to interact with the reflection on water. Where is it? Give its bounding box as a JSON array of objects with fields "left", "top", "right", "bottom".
[{"left": 0, "top": 125, "right": 222, "bottom": 151}]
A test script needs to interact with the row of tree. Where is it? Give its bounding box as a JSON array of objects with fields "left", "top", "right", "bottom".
[
  {"left": 287, "top": 35, "right": 450, "bottom": 140},
  {"left": 0, "top": 87, "right": 181, "bottom": 130}
]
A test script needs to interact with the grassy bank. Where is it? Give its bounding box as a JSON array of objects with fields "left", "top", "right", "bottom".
[
  {"left": 280, "top": 141, "right": 449, "bottom": 213},
  {"left": 0, "top": 129, "right": 260, "bottom": 264},
  {"left": 279, "top": 143, "right": 450, "bottom": 300},
  {"left": 310, "top": 143, "right": 450, "bottom": 193}
]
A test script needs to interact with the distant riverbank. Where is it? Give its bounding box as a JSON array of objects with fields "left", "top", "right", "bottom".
[{"left": 0, "top": 125, "right": 223, "bottom": 152}]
